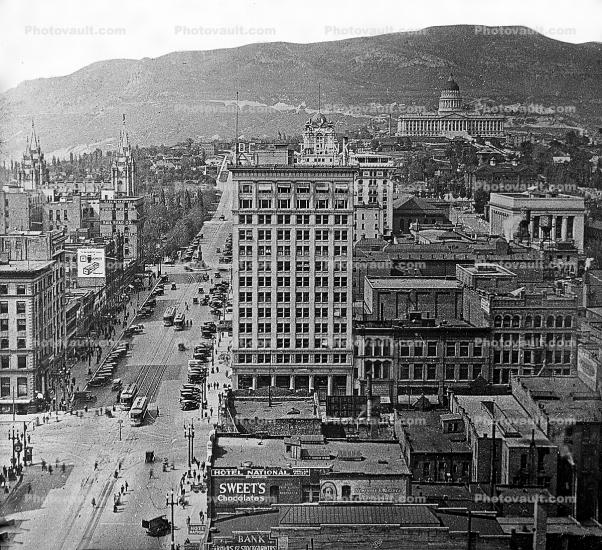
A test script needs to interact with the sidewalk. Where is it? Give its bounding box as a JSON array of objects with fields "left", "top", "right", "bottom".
[{"left": 68, "top": 278, "right": 158, "bottom": 405}]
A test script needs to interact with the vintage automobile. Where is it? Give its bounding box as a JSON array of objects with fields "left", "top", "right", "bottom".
[{"left": 142, "top": 515, "right": 170, "bottom": 537}]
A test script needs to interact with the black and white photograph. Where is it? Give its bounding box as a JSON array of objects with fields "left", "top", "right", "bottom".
[{"left": 0, "top": 0, "right": 601, "bottom": 548}]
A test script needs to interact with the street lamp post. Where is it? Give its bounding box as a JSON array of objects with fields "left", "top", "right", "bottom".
[
  {"left": 166, "top": 490, "right": 176, "bottom": 550},
  {"left": 184, "top": 421, "right": 195, "bottom": 472}
]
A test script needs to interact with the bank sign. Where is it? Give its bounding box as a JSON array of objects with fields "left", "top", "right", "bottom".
[{"left": 212, "top": 532, "right": 278, "bottom": 550}]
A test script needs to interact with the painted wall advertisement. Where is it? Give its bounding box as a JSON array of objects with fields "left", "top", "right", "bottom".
[
  {"left": 211, "top": 467, "right": 324, "bottom": 512},
  {"left": 320, "top": 477, "right": 409, "bottom": 503},
  {"left": 77, "top": 247, "right": 106, "bottom": 278}
]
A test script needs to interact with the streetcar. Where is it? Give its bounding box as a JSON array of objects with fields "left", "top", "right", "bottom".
[
  {"left": 163, "top": 306, "right": 177, "bottom": 327},
  {"left": 119, "top": 383, "right": 139, "bottom": 410},
  {"left": 130, "top": 396, "right": 148, "bottom": 427},
  {"left": 174, "top": 312, "right": 186, "bottom": 331}
]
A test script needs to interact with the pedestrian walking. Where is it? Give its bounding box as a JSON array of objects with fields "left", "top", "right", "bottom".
[
  {"left": 120, "top": 484, "right": 124, "bottom": 494},
  {"left": 149, "top": 469, "right": 153, "bottom": 479},
  {"left": 48, "top": 465, "right": 53, "bottom": 475},
  {"left": 125, "top": 481, "right": 129, "bottom": 492},
  {"left": 94, "top": 461, "right": 98, "bottom": 470},
  {"left": 91, "top": 498, "right": 96, "bottom": 507},
  {"left": 61, "top": 462, "right": 66, "bottom": 473},
  {"left": 27, "top": 483, "right": 31, "bottom": 493}
]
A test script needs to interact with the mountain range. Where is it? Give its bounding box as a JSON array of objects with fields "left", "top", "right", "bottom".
[{"left": 1, "top": 25, "right": 601, "bottom": 159}]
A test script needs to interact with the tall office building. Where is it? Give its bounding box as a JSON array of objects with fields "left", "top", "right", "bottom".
[{"left": 230, "top": 163, "right": 356, "bottom": 396}]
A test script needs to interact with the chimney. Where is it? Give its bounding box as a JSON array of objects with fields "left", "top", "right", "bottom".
[{"left": 533, "top": 499, "right": 548, "bottom": 550}]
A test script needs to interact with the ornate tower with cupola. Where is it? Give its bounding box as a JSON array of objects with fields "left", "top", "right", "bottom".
[
  {"left": 111, "top": 114, "right": 136, "bottom": 196},
  {"left": 300, "top": 112, "right": 341, "bottom": 165}
]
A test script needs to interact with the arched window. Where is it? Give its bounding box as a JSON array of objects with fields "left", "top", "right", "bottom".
[
  {"left": 373, "top": 361, "right": 382, "bottom": 379},
  {"left": 374, "top": 339, "right": 382, "bottom": 356},
  {"left": 525, "top": 316, "right": 533, "bottom": 328},
  {"left": 546, "top": 316, "right": 555, "bottom": 328},
  {"left": 555, "top": 315, "right": 563, "bottom": 328},
  {"left": 382, "top": 361, "right": 391, "bottom": 379},
  {"left": 364, "top": 361, "right": 373, "bottom": 378},
  {"left": 494, "top": 315, "right": 503, "bottom": 328},
  {"left": 503, "top": 316, "right": 511, "bottom": 328},
  {"left": 382, "top": 339, "right": 391, "bottom": 356},
  {"left": 564, "top": 316, "right": 573, "bottom": 328},
  {"left": 512, "top": 316, "right": 520, "bottom": 328},
  {"left": 534, "top": 315, "right": 542, "bottom": 328}
]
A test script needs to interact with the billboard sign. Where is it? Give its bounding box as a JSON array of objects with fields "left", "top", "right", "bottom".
[{"left": 77, "top": 248, "right": 106, "bottom": 278}]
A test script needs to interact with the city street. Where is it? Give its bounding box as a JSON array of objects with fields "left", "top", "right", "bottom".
[{"left": 0, "top": 178, "right": 232, "bottom": 550}]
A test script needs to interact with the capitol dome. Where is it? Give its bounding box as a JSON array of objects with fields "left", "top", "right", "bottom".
[{"left": 443, "top": 74, "right": 460, "bottom": 92}]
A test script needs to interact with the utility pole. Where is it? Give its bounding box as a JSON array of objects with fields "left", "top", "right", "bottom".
[
  {"left": 490, "top": 421, "right": 497, "bottom": 497},
  {"left": 166, "top": 490, "right": 176, "bottom": 550}
]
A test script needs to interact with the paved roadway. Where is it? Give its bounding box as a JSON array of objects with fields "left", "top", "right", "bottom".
[{"left": 1, "top": 179, "right": 233, "bottom": 550}]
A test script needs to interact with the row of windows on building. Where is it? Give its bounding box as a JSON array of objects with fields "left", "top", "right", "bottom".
[
  {"left": 0, "top": 284, "right": 28, "bottom": 296},
  {"left": 0, "top": 355, "right": 28, "bottom": 369},
  {"left": 237, "top": 337, "right": 348, "bottom": 350},
  {"left": 0, "top": 318, "right": 28, "bottom": 332},
  {"left": 47, "top": 209, "right": 70, "bottom": 221},
  {"left": 358, "top": 340, "right": 484, "bottom": 358},
  {"left": 238, "top": 229, "right": 350, "bottom": 241},
  {"left": 236, "top": 352, "right": 349, "bottom": 364},
  {"left": 238, "top": 246, "right": 349, "bottom": 258},
  {"left": 239, "top": 198, "right": 348, "bottom": 210},
  {"left": 0, "top": 377, "right": 28, "bottom": 397},
  {"left": 493, "top": 314, "right": 573, "bottom": 328},
  {"left": 239, "top": 182, "right": 350, "bottom": 194},
  {"left": 239, "top": 276, "right": 348, "bottom": 287},
  {"left": 238, "top": 214, "right": 349, "bottom": 225},
  {"left": 239, "top": 322, "right": 348, "bottom": 334},
  {"left": 238, "top": 291, "right": 349, "bottom": 303},
  {"left": 238, "top": 307, "right": 348, "bottom": 318},
  {"left": 362, "top": 361, "right": 484, "bottom": 381}
]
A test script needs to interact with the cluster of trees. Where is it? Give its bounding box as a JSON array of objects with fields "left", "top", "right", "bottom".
[{"left": 143, "top": 185, "right": 219, "bottom": 262}]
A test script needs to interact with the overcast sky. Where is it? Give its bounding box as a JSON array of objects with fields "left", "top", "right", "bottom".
[{"left": 0, "top": 0, "right": 600, "bottom": 92}]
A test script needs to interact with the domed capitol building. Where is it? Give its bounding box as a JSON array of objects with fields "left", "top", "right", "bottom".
[{"left": 397, "top": 75, "right": 506, "bottom": 138}]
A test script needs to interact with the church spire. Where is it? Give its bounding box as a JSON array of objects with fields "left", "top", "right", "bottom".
[{"left": 118, "top": 113, "right": 129, "bottom": 153}]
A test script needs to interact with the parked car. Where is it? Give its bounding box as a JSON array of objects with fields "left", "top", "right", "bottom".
[{"left": 181, "top": 400, "right": 199, "bottom": 411}]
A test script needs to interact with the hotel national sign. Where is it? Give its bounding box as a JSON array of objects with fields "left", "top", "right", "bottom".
[{"left": 211, "top": 467, "right": 312, "bottom": 477}]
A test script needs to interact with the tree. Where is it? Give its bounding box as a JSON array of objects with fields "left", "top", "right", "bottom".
[{"left": 473, "top": 189, "right": 489, "bottom": 214}]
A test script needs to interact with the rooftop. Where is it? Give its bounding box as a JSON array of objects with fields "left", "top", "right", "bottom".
[
  {"left": 366, "top": 276, "right": 460, "bottom": 290},
  {"left": 515, "top": 376, "right": 602, "bottom": 423},
  {"left": 277, "top": 503, "right": 439, "bottom": 527},
  {"left": 0, "top": 260, "right": 55, "bottom": 274},
  {"left": 452, "top": 395, "right": 553, "bottom": 448},
  {"left": 214, "top": 436, "right": 411, "bottom": 476},
  {"left": 231, "top": 398, "right": 318, "bottom": 421},
  {"left": 399, "top": 411, "right": 471, "bottom": 454}
]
